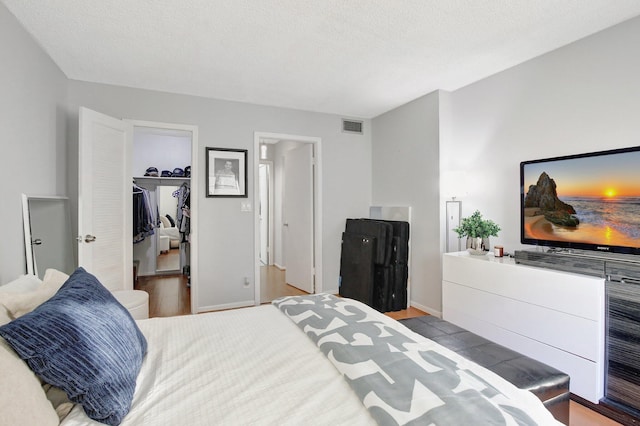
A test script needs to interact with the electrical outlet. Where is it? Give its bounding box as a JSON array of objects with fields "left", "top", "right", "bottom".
[{"left": 240, "top": 202, "right": 252, "bottom": 212}]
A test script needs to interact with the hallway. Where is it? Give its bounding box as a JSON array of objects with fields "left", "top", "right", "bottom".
[{"left": 260, "top": 265, "right": 307, "bottom": 304}]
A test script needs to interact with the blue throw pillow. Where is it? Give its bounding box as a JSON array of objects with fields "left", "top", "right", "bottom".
[{"left": 0, "top": 267, "right": 147, "bottom": 425}]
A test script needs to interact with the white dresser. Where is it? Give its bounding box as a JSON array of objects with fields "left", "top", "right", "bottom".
[{"left": 442, "top": 251, "right": 605, "bottom": 403}]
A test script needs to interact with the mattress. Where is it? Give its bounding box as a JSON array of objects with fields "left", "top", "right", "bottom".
[{"left": 61, "top": 297, "right": 561, "bottom": 425}]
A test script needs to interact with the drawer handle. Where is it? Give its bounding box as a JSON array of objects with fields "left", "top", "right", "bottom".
[{"left": 608, "top": 275, "right": 640, "bottom": 285}]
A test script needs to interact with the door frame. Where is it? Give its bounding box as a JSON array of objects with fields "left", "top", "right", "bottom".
[
  {"left": 128, "top": 119, "right": 199, "bottom": 314},
  {"left": 253, "top": 132, "right": 323, "bottom": 305}
]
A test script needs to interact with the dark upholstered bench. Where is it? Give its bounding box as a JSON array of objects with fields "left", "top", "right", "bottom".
[{"left": 399, "top": 316, "right": 570, "bottom": 425}]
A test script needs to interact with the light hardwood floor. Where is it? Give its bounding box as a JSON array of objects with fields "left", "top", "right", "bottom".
[
  {"left": 135, "top": 274, "right": 190, "bottom": 317},
  {"left": 156, "top": 247, "right": 180, "bottom": 271},
  {"left": 137, "top": 272, "right": 621, "bottom": 426},
  {"left": 260, "top": 265, "right": 307, "bottom": 303}
]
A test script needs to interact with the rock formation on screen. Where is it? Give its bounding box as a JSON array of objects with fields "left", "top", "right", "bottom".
[{"left": 524, "top": 172, "right": 579, "bottom": 227}]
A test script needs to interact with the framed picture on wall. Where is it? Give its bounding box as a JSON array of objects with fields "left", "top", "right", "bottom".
[{"left": 206, "top": 147, "right": 248, "bottom": 197}]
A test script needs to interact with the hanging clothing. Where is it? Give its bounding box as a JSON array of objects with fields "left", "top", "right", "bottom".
[
  {"left": 173, "top": 183, "right": 191, "bottom": 241},
  {"left": 133, "top": 184, "right": 156, "bottom": 243}
]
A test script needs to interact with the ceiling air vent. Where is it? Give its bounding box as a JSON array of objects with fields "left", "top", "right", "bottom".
[{"left": 342, "top": 119, "right": 363, "bottom": 134}]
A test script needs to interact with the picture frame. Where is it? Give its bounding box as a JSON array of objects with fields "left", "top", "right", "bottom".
[{"left": 206, "top": 147, "right": 248, "bottom": 197}]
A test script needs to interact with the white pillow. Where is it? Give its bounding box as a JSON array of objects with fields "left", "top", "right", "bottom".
[
  {"left": 0, "top": 338, "right": 59, "bottom": 426},
  {"left": 42, "top": 268, "right": 70, "bottom": 290},
  {"left": 0, "top": 269, "right": 69, "bottom": 320},
  {"left": 0, "top": 274, "right": 42, "bottom": 294},
  {"left": 0, "top": 305, "right": 11, "bottom": 326},
  {"left": 43, "top": 384, "right": 74, "bottom": 421}
]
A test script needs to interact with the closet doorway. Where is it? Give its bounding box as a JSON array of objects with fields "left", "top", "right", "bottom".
[
  {"left": 131, "top": 121, "right": 197, "bottom": 315},
  {"left": 253, "top": 132, "right": 323, "bottom": 305},
  {"left": 78, "top": 108, "right": 199, "bottom": 313}
]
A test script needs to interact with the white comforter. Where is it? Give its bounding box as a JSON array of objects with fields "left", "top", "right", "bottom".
[
  {"left": 62, "top": 304, "right": 374, "bottom": 426},
  {"left": 62, "top": 298, "right": 560, "bottom": 425}
]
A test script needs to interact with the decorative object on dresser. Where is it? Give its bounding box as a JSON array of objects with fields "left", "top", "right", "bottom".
[
  {"left": 452, "top": 210, "right": 501, "bottom": 255},
  {"left": 442, "top": 170, "right": 468, "bottom": 253},
  {"left": 445, "top": 200, "right": 461, "bottom": 252}
]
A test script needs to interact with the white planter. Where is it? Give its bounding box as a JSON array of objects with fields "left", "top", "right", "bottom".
[{"left": 466, "top": 236, "right": 490, "bottom": 255}]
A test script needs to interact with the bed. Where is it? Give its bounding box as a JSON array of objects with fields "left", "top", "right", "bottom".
[{"left": 0, "top": 268, "right": 562, "bottom": 425}]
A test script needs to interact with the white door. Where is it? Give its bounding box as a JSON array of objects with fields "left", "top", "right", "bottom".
[
  {"left": 78, "top": 107, "right": 133, "bottom": 291},
  {"left": 283, "top": 144, "right": 314, "bottom": 293},
  {"left": 259, "top": 163, "right": 269, "bottom": 265}
]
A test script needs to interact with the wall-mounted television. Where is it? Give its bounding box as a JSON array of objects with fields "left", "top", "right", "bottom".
[{"left": 520, "top": 146, "right": 640, "bottom": 256}]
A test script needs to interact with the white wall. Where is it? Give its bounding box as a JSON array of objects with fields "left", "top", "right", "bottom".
[
  {"left": 371, "top": 92, "right": 441, "bottom": 315},
  {"left": 0, "top": 3, "right": 68, "bottom": 283},
  {"left": 442, "top": 15, "right": 640, "bottom": 263},
  {"left": 132, "top": 128, "right": 191, "bottom": 177},
  {"left": 372, "top": 15, "right": 640, "bottom": 316},
  {"left": 65, "top": 81, "right": 372, "bottom": 311}
]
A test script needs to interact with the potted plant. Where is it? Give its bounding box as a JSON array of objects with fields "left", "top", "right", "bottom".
[{"left": 453, "top": 210, "right": 501, "bottom": 255}]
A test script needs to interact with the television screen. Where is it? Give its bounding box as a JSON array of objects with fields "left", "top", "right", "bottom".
[{"left": 520, "top": 146, "right": 640, "bottom": 255}]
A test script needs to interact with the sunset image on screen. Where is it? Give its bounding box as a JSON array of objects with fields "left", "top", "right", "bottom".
[{"left": 522, "top": 149, "right": 640, "bottom": 248}]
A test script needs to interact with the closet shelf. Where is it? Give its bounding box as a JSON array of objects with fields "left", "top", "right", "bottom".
[{"left": 133, "top": 176, "right": 190, "bottom": 185}]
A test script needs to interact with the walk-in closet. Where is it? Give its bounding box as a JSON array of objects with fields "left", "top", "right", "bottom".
[{"left": 132, "top": 127, "right": 192, "bottom": 290}]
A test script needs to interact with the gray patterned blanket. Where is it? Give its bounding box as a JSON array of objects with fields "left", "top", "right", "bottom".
[{"left": 273, "top": 294, "right": 558, "bottom": 426}]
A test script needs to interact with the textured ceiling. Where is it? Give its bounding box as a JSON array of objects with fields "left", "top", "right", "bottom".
[{"left": 4, "top": 0, "right": 640, "bottom": 118}]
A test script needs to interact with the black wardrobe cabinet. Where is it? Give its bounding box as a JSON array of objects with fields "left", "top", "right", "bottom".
[{"left": 339, "top": 218, "right": 409, "bottom": 312}]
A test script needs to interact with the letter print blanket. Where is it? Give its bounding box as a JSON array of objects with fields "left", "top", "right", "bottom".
[{"left": 273, "top": 294, "right": 560, "bottom": 426}]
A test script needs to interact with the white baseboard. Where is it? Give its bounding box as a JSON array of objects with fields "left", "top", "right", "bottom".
[
  {"left": 409, "top": 300, "right": 442, "bottom": 318},
  {"left": 196, "top": 299, "right": 255, "bottom": 313}
]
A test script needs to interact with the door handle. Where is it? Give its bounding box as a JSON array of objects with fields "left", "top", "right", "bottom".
[
  {"left": 84, "top": 234, "right": 97, "bottom": 243},
  {"left": 32, "top": 238, "right": 42, "bottom": 246}
]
